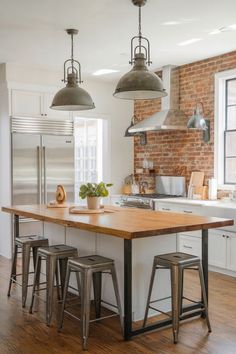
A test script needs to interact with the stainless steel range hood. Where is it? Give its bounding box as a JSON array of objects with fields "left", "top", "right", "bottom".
[{"left": 129, "top": 65, "right": 188, "bottom": 133}]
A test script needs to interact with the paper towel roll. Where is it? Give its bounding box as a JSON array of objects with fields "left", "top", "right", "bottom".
[{"left": 208, "top": 178, "right": 217, "bottom": 200}]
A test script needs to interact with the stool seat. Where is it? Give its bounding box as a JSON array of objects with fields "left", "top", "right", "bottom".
[
  {"left": 155, "top": 252, "right": 200, "bottom": 266},
  {"left": 69, "top": 255, "right": 114, "bottom": 268},
  {"left": 38, "top": 245, "right": 78, "bottom": 257},
  {"left": 16, "top": 236, "right": 49, "bottom": 247}
]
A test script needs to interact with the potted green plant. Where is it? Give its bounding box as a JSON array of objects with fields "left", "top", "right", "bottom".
[{"left": 79, "top": 182, "right": 113, "bottom": 210}]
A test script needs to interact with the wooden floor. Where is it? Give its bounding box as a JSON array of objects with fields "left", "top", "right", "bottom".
[{"left": 1, "top": 256, "right": 236, "bottom": 354}]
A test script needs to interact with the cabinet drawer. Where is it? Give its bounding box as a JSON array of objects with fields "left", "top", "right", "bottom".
[
  {"left": 156, "top": 202, "right": 181, "bottom": 213},
  {"left": 178, "top": 234, "right": 201, "bottom": 258},
  {"left": 156, "top": 202, "right": 202, "bottom": 216}
]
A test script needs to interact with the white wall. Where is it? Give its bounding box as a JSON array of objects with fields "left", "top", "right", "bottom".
[
  {"left": 0, "top": 81, "right": 12, "bottom": 258},
  {"left": 0, "top": 63, "right": 134, "bottom": 258}
]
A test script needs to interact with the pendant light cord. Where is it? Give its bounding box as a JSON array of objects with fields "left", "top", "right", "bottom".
[
  {"left": 71, "top": 33, "right": 74, "bottom": 73},
  {"left": 138, "top": 5, "right": 142, "bottom": 54}
]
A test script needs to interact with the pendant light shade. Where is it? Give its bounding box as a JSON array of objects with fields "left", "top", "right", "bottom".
[
  {"left": 114, "top": 53, "right": 166, "bottom": 100},
  {"left": 51, "top": 29, "right": 95, "bottom": 111},
  {"left": 114, "top": 0, "right": 166, "bottom": 100},
  {"left": 187, "top": 102, "right": 207, "bottom": 130}
]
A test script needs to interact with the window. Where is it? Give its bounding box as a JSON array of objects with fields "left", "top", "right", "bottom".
[
  {"left": 74, "top": 118, "right": 103, "bottom": 203},
  {"left": 215, "top": 69, "right": 236, "bottom": 187}
]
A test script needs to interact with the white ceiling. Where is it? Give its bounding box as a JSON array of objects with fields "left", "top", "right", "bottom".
[{"left": 1, "top": 0, "right": 236, "bottom": 82}]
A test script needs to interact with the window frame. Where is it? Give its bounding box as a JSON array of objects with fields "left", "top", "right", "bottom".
[
  {"left": 215, "top": 68, "right": 236, "bottom": 189},
  {"left": 73, "top": 113, "right": 111, "bottom": 202}
]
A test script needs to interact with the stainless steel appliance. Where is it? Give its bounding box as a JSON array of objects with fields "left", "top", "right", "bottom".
[
  {"left": 11, "top": 116, "right": 74, "bottom": 225},
  {"left": 120, "top": 176, "right": 186, "bottom": 209}
]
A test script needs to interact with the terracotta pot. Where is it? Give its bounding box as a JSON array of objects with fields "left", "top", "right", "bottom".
[{"left": 87, "top": 197, "right": 101, "bottom": 210}]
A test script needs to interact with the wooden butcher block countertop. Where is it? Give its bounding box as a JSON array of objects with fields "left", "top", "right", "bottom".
[{"left": 2, "top": 204, "right": 234, "bottom": 240}]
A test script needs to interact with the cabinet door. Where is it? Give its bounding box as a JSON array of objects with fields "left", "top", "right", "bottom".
[
  {"left": 11, "top": 90, "right": 43, "bottom": 118},
  {"left": 226, "top": 234, "right": 236, "bottom": 271},
  {"left": 209, "top": 230, "right": 227, "bottom": 268},
  {"left": 44, "top": 93, "right": 70, "bottom": 119},
  {"left": 178, "top": 234, "right": 201, "bottom": 258}
]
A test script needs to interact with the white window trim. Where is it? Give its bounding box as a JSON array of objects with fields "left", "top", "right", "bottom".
[
  {"left": 214, "top": 68, "right": 236, "bottom": 190},
  {"left": 73, "top": 112, "right": 111, "bottom": 184}
]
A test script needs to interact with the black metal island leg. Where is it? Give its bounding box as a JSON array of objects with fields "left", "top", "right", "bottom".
[{"left": 124, "top": 239, "right": 132, "bottom": 340}]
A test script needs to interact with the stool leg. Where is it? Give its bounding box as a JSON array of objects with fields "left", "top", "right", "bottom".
[
  {"left": 7, "top": 244, "right": 18, "bottom": 297},
  {"left": 22, "top": 243, "right": 31, "bottom": 308},
  {"left": 143, "top": 259, "right": 157, "bottom": 327},
  {"left": 59, "top": 258, "right": 68, "bottom": 297},
  {"left": 93, "top": 271, "right": 102, "bottom": 319},
  {"left": 32, "top": 246, "right": 41, "bottom": 288},
  {"left": 46, "top": 256, "right": 57, "bottom": 326},
  {"left": 110, "top": 264, "right": 123, "bottom": 333},
  {"left": 179, "top": 268, "right": 184, "bottom": 317},
  {"left": 29, "top": 254, "right": 41, "bottom": 314},
  {"left": 58, "top": 264, "right": 71, "bottom": 331},
  {"left": 198, "top": 263, "right": 212, "bottom": 333},
  {"left": 81, "top": 269, "right": 92, "bottom": 350},
  {"left": 171, "top": 265, "right": 181, "bottom": 344},
  {"left": 55, "top": 262, "right": 61, "bottom": 300}
]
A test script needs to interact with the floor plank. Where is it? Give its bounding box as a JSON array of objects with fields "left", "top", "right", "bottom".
[{"left": 1, "top": 256, "right": 236, "bottom": 353}]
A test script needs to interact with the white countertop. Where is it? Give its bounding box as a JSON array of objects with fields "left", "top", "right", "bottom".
[{"left": 154, "top": 197, "right": 236, "bottom": 209}]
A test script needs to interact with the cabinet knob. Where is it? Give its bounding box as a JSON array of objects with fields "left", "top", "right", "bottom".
[
  {"left": 183, "top": 210, "right": 192, "bottom": 214},
  {"left": 226, "top": 235, "right": 230, "bottom": 239},
  {"left": 222, "top": 235, "right": 225, "bottom": 238}
]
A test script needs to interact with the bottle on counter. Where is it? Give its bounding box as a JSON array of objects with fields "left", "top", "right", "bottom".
[{"left": 208, "top": 178, "right": 217, "bottom": 200}]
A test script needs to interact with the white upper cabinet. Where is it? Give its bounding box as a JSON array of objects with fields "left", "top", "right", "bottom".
[
  {"left": 11, "top": 90, "right": 43, "bottom": 118},
  {"left": 11, "top": 89, "right": 70, "bottom": 120}
]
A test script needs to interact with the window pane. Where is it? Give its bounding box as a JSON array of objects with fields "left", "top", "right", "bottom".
[
  {"left": 74, "top": 118, "right": 103, "bottom": 204},
  {"left": 225, "top": 158, "right": 236, "bottom": 183},
  {"left": 227, "top": 106, "right": 236, "bottom": 130},
  {"left": 225, "top": 131, "right": 236, "bottom": 157},
  {"left": 227, "top": 79, "right": 236, "bottom": 105}
]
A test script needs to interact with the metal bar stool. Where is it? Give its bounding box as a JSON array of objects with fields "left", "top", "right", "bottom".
[
  {"left": 7, "top": 235, "right": 49, "bottom": 308},
  {"left": 58, "top": 255, "right": 123, "bottom": 351},
  {"left": 143, "top": 252, "right": 211, "bottom": 343},
  {"left": 29, "top": 244, "right": 78, "bottom": 326}
]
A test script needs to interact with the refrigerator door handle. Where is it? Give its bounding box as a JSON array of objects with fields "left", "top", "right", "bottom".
[
  {"left": 43, "top": 146, "right": 47, "bottom": 204},
  {"left": 37, "top": 146, "right": 42, "bottom": 204}
]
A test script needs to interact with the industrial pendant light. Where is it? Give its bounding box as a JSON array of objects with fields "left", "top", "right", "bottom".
[
  {"left": 113, "top": 0, "right": 166, "bottom": 100},
  {"left": 51, "top": 29, "right": 95, "bottom": 111}
]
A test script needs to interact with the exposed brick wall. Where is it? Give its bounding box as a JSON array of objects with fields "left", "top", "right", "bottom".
[{"left": 134, "top": 50, "right": 236, "bottom": 190}]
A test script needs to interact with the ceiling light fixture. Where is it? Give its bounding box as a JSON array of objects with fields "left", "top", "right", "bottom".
[
  {"left": 113, "top": 0, "right": 166, "bottom": 100},
  {"left": 51, "top": 29, "right": 95, "bottom": 111},
  {"left": 178, "top": 38, "right": 202, "bottom": 46}
]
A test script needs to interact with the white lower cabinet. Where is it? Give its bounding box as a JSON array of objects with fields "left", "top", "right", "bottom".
[
  {"left": 209, "top": 230, "right": 227, "bottom": 268},
  {"left": 226, "top": 232, "right": 236, "bottom": 271}
]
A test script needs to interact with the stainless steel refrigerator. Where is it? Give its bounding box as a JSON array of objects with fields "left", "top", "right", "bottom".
[{"left": 11, "top": 116, "right": 74, "bottom": 235}]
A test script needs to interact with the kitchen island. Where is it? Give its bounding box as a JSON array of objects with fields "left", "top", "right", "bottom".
[{"left": 2, "top": 204, "right": 233, "bottom": 340}]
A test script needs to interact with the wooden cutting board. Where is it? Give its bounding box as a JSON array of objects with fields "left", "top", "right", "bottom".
[{"left": 189, "top": 172, "right": 204, "bottom": 187}]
